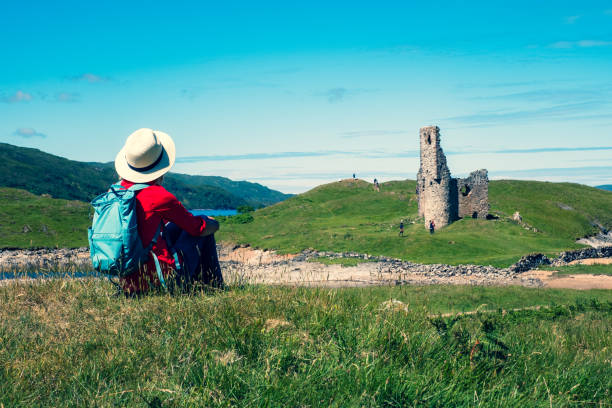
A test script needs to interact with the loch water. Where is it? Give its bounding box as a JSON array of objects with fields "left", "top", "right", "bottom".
[{"left": 191, "top": 209, "right": 238, "bottom": 217}]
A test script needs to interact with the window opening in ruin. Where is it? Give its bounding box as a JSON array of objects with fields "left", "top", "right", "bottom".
[
  {"left": 460, "top": 185, "right": 471, "bottom": 196},
  {"left": 472, "top": 212, "right": 478, "bottom": 219},
  {"left": 427, "top": 135, "right": 431, "bottom": 144},
  {"left": 434, "top": 178, "right": 441, "bottom": 184}
]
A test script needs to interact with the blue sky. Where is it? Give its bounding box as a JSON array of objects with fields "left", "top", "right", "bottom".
[{"left": 1, "top": 1, "right": 611, "bottom": 193}]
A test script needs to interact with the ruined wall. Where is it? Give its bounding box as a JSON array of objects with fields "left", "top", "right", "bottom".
[
  {"left": 456, "top": 169, "right": 489, "bottom": 219},
  {"left": 416, "top": 126, "right": 456, "bottom": 228},
  {"left": 416, "top": 127, "right": 489, "bottom": 229}
]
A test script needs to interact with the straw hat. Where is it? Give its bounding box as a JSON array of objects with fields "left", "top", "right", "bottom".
[{"left": 114, "top": 128, "right": 176, "bottom": 183}]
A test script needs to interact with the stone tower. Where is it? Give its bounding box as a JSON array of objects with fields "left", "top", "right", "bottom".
[{"left": 416, "top": 126, "right": 455, "bottom": 228}]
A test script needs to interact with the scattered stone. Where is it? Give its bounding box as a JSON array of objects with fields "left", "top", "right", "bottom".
[
  {"left": 554, "top": 246, "right": 612, "bottom": 265},
  {"left": 510, "top": 253, "right": 551, "bottom": 272},
  {"left": 577, "top": 232, "right": 612, "bottom": 248}
]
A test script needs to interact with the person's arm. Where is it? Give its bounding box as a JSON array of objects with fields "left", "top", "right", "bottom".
[
  {"left": 200, "top": 216, "right": 219, "bottom": 236},
  {"left": 147, "top": 186, "right": 210, "bottom": 236}
]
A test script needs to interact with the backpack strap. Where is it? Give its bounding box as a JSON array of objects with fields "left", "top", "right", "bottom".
[
  {"left": 149, "top": 251, "right": 167, "bottom": 291},
  {"left": 128, "top": 183, "right": 151, "bottom": 192},
  {"left": 146, "top": 222, "right": 167, "bottom": 291}
]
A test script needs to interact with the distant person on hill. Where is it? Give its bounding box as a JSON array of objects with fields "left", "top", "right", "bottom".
[
  {"left": 353, "top": 173, "right": 356, "bottom": 179},
  {"left": 399, "top": 220, "right": 404, "bottom": 237},
  {"left": 113, "top": 128, "right": 223, "bottom": 294},
  {"left": 429, "top": 220, "right": 435, "bottom": 234}
]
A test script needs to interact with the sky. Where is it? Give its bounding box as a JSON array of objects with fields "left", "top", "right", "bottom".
[{"left": 1, "top": 1, "right": 611, "bottom": 193}]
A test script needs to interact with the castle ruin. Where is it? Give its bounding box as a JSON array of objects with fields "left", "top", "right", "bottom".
[{"left": 416, "top": 126, "right": 489, "bottom": 229}]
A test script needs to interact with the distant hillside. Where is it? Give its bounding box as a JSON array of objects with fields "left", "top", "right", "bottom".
[
  {"left": 0, "top": 143, "right": 290, "bottom": 209},
  {"left": 169, "top": 173, "right": 290, "bottom": 207},
  {"left": 4, "top": 179, "right": 612, "bottom": 260},
  {"left": 597, "top": 185, "right": 612, "bottom": 192},
  {"left": 0, "top": 187, "right": 90, "bottom": 248},
  {"left": 218, "top": 179, "right": 612, "bottom": 267}
]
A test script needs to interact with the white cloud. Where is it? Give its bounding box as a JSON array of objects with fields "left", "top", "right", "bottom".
[
  {"left": 13, "top": 128, "right": 47, "bottom": 138},
  {"left": 55, "top": 92, "right": 79, "bottom": 103},
  {"left": 324, "top": 87, "right": 348, "bottom": 103},
  {"left": 317, "top": 87, "right": 377, "bottom": 103},
  {"left": 550, "top": 40, "right": 612, "bottom": 48},
  {"left": 2, "top": 90, "right": 33, "bottom": 103},
  {"left": 71, "top": 73, "right": 109, "bottom": 83}
]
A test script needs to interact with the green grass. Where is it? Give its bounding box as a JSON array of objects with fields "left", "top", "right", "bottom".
[
  {"left": 1, "top": 279, "right": 611, "bottom": 406},
  {"left": 0, "top": 187, "right": 91, "bottom": 248},
  {"left": 4, "top": 179, "right": 612, "bottom": 268},
  {"left": 541, "top": 263, "right": 612, "bottom": 276},
  {"left": 308, "top": 256, "right": 376, "bottom": 267},
  {"left": 218, "top": 179, "right": 612, "bottom": 267}
]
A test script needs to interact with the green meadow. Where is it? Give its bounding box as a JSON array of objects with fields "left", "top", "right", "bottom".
[
  {"left": 1, "top": 279, "right": 611, "bottom": 407},
  {"left": 0, "top": 188, "right": 90, "bottom": 248},
  {"left": 2, "top": 181, "right": 612, "bottom": 406},
  {"left": 3, "top": 180, "right": 612, "bottom": 269},
  {"left": 219, "top": 179, "right": 612, "bottom": 267}
]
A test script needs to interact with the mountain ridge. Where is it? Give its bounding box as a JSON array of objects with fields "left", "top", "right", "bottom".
[{"left": 0, "top": 142, "right": 291, "bottom": 209}]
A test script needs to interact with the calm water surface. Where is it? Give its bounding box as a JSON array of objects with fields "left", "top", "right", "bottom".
[{"left": 191, "top": 209, "right": 238, "bottom": 217}]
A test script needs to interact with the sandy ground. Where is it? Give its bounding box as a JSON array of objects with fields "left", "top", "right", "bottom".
[
  {"left": 219, "top": 247, "right": 611, "bottom": 290},
  {"left": 516, "top": 257, "right": 612, "bottom": 290},
  {"left": 2, "top": 247, "right": 611, "bottom": 290}
]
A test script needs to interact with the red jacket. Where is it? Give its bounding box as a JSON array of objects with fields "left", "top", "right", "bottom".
[{"left": 119, "top": 179, "right": 207, "bottom": 293}]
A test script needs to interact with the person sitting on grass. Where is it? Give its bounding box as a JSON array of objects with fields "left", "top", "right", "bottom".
[{"left": 114, "top": 128, "right": 223, "bottom": 295}]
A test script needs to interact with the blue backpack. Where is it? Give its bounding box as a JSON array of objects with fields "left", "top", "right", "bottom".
[{"left": 88, "top": 183, "right": 167, "bottom": 288}]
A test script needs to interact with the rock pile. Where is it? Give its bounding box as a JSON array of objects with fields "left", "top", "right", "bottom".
[
  {"left": 510, "top": 253, "right": 551, "bottom": 272},
  {"left": 554, "top": 246, "right": 612, "bottom": 265},
  {"left": 0, "top": 247, "right": 90, "bottom": 272}
]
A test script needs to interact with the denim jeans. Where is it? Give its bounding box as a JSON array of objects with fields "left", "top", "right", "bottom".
[{"left": 163, "top": 221, "right": 224, "bottom": 288}]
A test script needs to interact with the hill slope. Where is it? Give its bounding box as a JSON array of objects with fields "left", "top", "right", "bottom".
[
  {"left": 0, "top": 143, "right": 290, "bottom": 208},
  {"left": 4, "top": 179, "right": 612, "bottom": 264},
  {"left": 0, "top": 188, "right": 91, "bottom": 248},
  {"left": 217, "top": 179, "right": 612, "bottom": 267}
]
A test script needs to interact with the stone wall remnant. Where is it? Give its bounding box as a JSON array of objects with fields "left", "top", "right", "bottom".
[
  {"left": 416, "top": 126, "right": 489, "bottom": 229},
  {"left": 456, "top": 169, "right": 489, "bottom": 219}
]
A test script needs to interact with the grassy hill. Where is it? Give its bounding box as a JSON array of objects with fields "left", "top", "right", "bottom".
[
  {"left": 4, "top": 179, "right": 612, "bottom": 265},
  {"left": 0, "top": 143, "right": 291, "bottom": 209},
  {"left": 218, "top": 179, "right": 612, "bottom": 267},
  {"left": 0, "top": 188, "right": 91, "bottom": 248},
  {"left": 169, "top": 173, "right": 291, "bottom": 207}
]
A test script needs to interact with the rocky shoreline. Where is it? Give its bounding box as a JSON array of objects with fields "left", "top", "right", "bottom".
[{"left": 1, "top": 244, "right": 611, "bottom": 288}]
